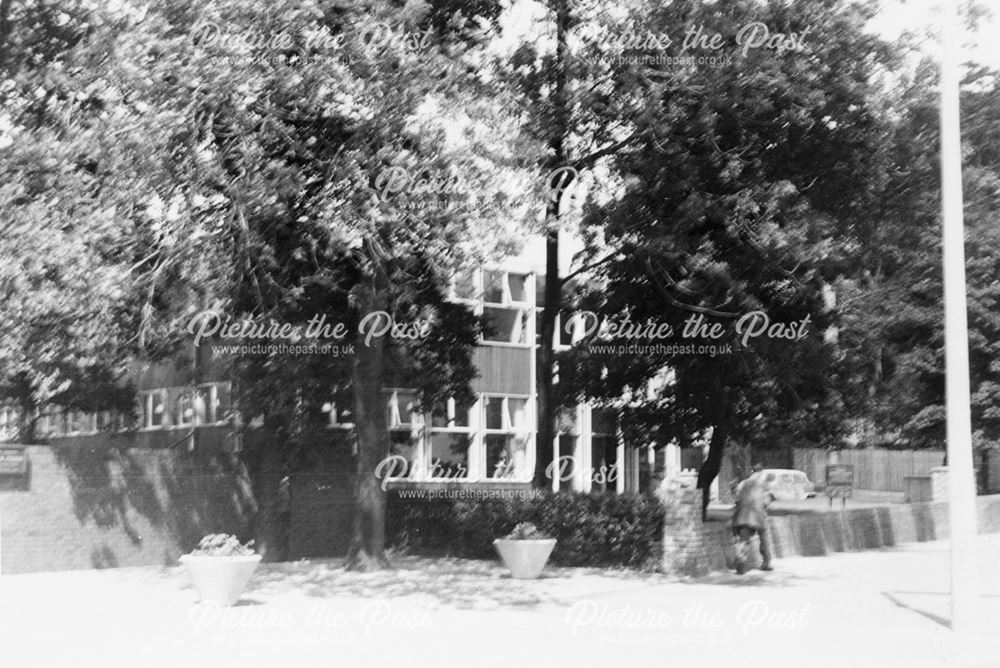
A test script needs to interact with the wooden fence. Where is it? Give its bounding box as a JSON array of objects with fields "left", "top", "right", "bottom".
[
  {"left": 793, "top": 448, "right": 946, "bottom": 492},
  {"left": 680, "top": 445, "right": 1000, "bottom": 494}
]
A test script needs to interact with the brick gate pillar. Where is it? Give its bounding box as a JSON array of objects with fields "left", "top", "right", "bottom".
[{"left": 657, "top": 471, "right": 729, "bottom": 576}]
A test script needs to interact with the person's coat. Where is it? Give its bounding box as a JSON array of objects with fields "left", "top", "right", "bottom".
[{"left": 732, "top": 475, "right": 773, "bottom": 528}]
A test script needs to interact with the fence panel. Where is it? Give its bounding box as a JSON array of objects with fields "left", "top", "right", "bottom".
[{"left": 791, "top": 448, "right": 944, "bottom": 492}]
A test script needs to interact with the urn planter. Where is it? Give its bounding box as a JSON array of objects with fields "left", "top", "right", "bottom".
[
  {"left": 493, "top": 538, "right": 557, "bottom": 579},
  {"left": 180, "top": 553, "right": 262, "bottom": 606}
]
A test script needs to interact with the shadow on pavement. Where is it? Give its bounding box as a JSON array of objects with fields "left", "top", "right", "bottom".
[
  {"left": 243, "top": 556, "right": 573, "bottom": 609},
  {"left": 687, "top": 568, "right": 827, "bottom": 588}
]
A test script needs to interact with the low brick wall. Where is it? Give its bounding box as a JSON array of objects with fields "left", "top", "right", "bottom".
[
  {"left": 0, "top": 445, "right": 255, "bottom": 574},
  {"left": 661, "top": 484, "right": 1000, "bottom": 575}
]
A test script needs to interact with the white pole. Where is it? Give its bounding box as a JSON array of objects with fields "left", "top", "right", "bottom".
[{"left": 939, "top": 0, "right": 979, "bottom": 633}]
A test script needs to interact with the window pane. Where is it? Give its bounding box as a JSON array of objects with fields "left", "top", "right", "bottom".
[
  {"left": 483, "top": 307, "right": 526, "bottom": 344},
  {"left": 507, "top": 273, "right": 528, "bottom": 303},
  {"left": 175, "top": 393, "right": 192, "bottom": 425},
  {"left": 508, "top": 398, "right": 528, "bottom": 430},
  {"left": 150, "top": 393, "right": 164, "bottom": 427},
  {"left": 555, "top": 408, "right": 578, "bottom": 434},
  {"left": 486, "top": 434, "right": 516, "bottom": 479},
  {"left": 389, "top": 431, "right": 417, "bottom": 478},
  {"left": 431, "top": 401, "right": 449, "bottom": 429},
  {"left": 486, "top": 434, "right": 527, "bottom": 480},
  {"left": 194, "top": 388, "right": 210, "bottom": 424},
  {"left": 429, "top": 433, "right": 470, "bottom": 478},
  {"left": 396, "top": 390, "right": 417, "bottom": 426},
  {"left": 592, "top": 408, "right": 614, "bottom": 434},
  {"left": 591, "top": 435, "right": 617, "bottom": 492},
  {"left": 484, "top": 270, "right": 504, "bottom": 303},
  {"left": 454, "top": 268, "right": 477, "bottom": 300},
  {"left": 454, "top": 398, "right": 472, "bottom": 428},
  {"left": 215, "top": 383, "right": 232, "bottom": 422},
  {"left": 484, "top": 397, "right": 503, "bottom": 430},
  {"left": 384, "top": 392, "right": 395, "bottom": 427}
]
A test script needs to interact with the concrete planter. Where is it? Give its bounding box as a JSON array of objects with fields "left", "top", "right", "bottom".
[
  {"left": 179, "top": 554, "right": 262, "bottom": 606},
  {"left": 493, "top": 539, "right": 556, "bottom": 579}
]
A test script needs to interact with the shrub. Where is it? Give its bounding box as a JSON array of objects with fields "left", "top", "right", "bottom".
[
  {"left": 189, "top": 533, "right": 255, "bottom": 557},
  {"left": 503, "top": 522, "right": 550, "bottom": 540},
  {"left": 386, "top": 491, "right": 663, "bottom": 569}
]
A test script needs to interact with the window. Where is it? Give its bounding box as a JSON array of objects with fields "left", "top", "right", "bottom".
[
  {"left": 212, "top": 382, "right": 231, "bottom": 423},
  {"left": 428, "top": 432, "right": 472, "bottom": 479},
  {"left": 483, "top": 307, "right": 528, "bottom": 344},
  {"left": 483, "top": 395, "right": 530, "bottom": 480},
  {"left": 552, "top": 408, "right": 580, "bottom": 487},
  {"left": 507, "top": 273, "right": 528, "bottom": 303},
  {"left": 452, "top": 268, "right": 534, "bottom": 346},
  {"left": 324, "top": 401, "right": 354, "bottom": 428},
  {"left": 452, "top": 267, "right": 478, "bottom": 301},
  {"left": 386, "top": 389, "right": 418, "bottom": 429},
  {"left": 140, "top": 390, "right": 165, "bottom": 429},
  {"left": 0, "top": 406, "right": 18, "bottom": 442},
  {"left": 175, "top": 392, "right": 194, "bottom": 426},
  {"left": 591, "top": 408, "right": 617, "bottom": 493},
  {"left": 427, "top": 396, "right": 475, "bottom": 480},
  {"left": 386, "top": 389, "right": 421, "bottom": 477},
  {"left": 483, "top": 270, "right": 505, "bottom": 304}
]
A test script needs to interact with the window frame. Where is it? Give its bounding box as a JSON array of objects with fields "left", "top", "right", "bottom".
[{"left": 481, "top": 393, "right": 532, "bottom": 481}]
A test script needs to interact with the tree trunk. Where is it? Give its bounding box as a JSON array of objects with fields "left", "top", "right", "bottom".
[
  {"left": 245, "top": 440, "right": 287, "bottom": 561},
  {"left": 346, "top": 272, "right": 391, "bottom": 571},
  {"left": 533, "top": 0, "right": 571, "bottom": 487},
  {"left": 696, "top": 424, "right": 728, "bottom": 521},
  {"left": 535, "top": 225, "right": 560, "bottom": 485}
]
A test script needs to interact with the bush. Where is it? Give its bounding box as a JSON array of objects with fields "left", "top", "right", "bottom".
[
  {"left": 189, "top": 533, "right": 255, "bottom": 557},
  {"left": 386, "top": 491, "right": 663, "bottom": 569}
]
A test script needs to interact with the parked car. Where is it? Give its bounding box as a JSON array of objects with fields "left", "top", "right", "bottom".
[{"left": 758, "top": 468, "right": 816, "bottom": 501}]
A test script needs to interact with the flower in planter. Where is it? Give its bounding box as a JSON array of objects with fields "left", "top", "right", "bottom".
[
  {"left": 504, "top": 522, "right": 551, "bottom": 541},
  {"left": 189, "top": 533, "right": 255, "bottom": 557}
]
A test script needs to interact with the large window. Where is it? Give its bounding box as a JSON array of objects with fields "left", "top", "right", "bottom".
[
  {"left": 483, "top": 395, "right": 530, "bottom": 480},
  {"left": 427, "top": 397, "right": 474, "bottom": 480},
  {"left": 483, "top": 270, "right": 531, "bottom": 345},
  {"left": 452, "top": 268, "right": 534, "bottom": 346},
  {"left": 140, "top": 390, "right": 165, "bottom": 429}
]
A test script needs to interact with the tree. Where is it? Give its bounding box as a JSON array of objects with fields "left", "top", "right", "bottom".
[
  {"left": 558, "top": 0, "right": 900, "bottom": 515},
  {"left": 493, "top": 0, "right": 663, "bottom": 482},
  {"left": 836, "top": 62, "right": 1000, "bottom": 472},
  {"left": 124, "top": 0, "right": 527, "bottom": 567},
  {"left": 0, "top": 0, "right": 528, "bottom": 568},
  {"left": 0, "top": 0, "right": 142, "bottom": 441}
]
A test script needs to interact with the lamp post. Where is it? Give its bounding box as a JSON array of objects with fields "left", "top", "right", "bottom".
[{"left": 938, "top": 0, "right": 979, "bottom": 633}]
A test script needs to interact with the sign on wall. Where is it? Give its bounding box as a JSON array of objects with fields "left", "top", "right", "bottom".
[{"left": 0, "top": 445, "right": 29, "bottom": 476}]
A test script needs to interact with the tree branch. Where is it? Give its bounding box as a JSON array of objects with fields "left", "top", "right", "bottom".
[
  {"left": 572, "top": 129, "right": 642, "bottom": 171},
  {"left": 560, "top": 250, "right": 618, "bottom": 284}
]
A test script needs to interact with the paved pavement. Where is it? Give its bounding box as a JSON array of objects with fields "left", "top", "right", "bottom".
[{"left": 1, "top": 535, "right": 999, "bottom": 668}]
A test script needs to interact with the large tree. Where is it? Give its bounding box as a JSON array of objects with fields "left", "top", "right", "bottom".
[
  {"left": 836, "top": 62, "right": 1000, "bottom": 473},
  {"left": 558, "top": 0, "right": 900, "bottom": 514},
  {"left": 0, "top": 0, "right": 527, "bottom": 568},
  {"left": 493, "top": 0, "right": 667, "bottom": 483}
]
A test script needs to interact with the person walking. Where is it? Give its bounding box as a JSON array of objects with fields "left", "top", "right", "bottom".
[{"left": 731, "top": 464, "right": 775, "bottom": 574}]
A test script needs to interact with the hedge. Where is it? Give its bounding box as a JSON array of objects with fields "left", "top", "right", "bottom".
[{"left": 386, "top": 491, "right": 664, "bottom": 570}]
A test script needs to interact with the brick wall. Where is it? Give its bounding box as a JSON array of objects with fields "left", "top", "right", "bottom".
[{"left": 0, "top": 444, "right": 255, "bottom": 574}]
